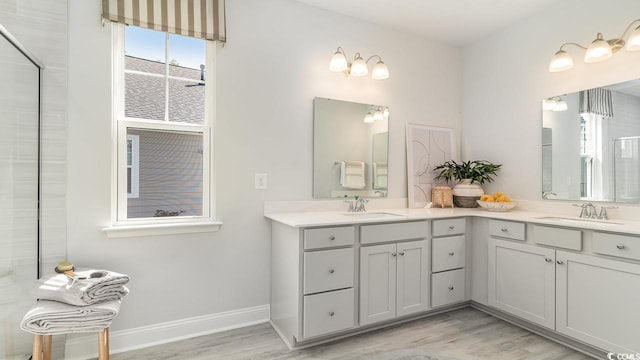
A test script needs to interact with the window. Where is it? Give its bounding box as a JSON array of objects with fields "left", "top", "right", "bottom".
[{"left": 109, "top": 24, "right": 217, "bottom": 233}]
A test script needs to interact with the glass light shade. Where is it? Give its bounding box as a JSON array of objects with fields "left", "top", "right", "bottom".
[
  {"left": 626, "top": 26, "right": 640, "bottom": 51},
  {"left": 553, "top": 99, "right": 568, "bottom": 111},
  {"left": 363, "top": 113, "right": 374, "bottom": 123},
  {"left": 542, "top": 98, "right": 557, "bottom": 110},
  {"left": 584, "top": 33, "right": 613, "bottom": 63},
  {"left": 329, "top": 52, "right": 348, "bottom": 72},
  {"left": 350, "top": 56, "right": 368, "bottom": 77},
  {"left": 382, "top": 107, "right": 389, "bottom": 118},
  {"left": 373, "top": 110, "right": 383, "bottom": 121},
  {"left": 371, "top": 61, "right": 389, "bottom": 80},
  {"left": 549, "top": 50, "right": 574, "bottom": 72}
]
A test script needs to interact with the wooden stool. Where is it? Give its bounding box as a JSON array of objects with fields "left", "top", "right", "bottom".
[{"left": 32, "top": 327, "right": 110, "bottom": 360}]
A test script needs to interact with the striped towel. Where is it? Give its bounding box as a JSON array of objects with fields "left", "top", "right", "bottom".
[
  {"left": 32, "top": 269, "right": 129, "bottom": 306},
  {"left": 20, "top": 299, "right": 120, "bottom": 335}
]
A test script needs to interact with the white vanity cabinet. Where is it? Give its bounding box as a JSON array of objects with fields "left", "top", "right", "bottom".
[
  {"left": 359, "top": 221, "right": 429, "bottom": 326},
  {"left": 556, "top": 248, "right": 640, "bottom": 354},
  {"left": 431, "top": 218, "right": 466, "bottom": 308},
  {"left": 488, "top": 238, "right": 556, "bottom": 329}
]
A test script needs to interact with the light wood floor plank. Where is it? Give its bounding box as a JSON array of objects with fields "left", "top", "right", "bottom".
[{"left": 108, "top": 308, "right": 591, "bottom": 360}]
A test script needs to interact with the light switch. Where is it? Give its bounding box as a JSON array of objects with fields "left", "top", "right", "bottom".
[{"left": 255, "top": 173, "right": 267, "bottom": 189}]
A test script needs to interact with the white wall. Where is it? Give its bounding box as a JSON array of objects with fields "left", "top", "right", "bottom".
[
  {"left": 67, "top": 0, "right": 460, "bottom": 335},
  {"left": 462, "top": 0, "right": 640, "bottom": 199}
]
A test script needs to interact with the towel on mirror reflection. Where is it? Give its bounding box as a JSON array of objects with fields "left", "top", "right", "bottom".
[
  {"left": 340, "top": 161, "right": 366, "bottom": 189},
  {"left": 20, "top": 299, "right": 120, "bottom": 335},
  {"left": 32, "top": 269, "right": 129, "bottom": 306},
  {"left": 373, "top": 162, "right": 388, "bottom": 189}
]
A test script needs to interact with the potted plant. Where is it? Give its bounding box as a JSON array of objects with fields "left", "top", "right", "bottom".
[{"left": 433, "top": 160, "right": 502, "bottom": 207}]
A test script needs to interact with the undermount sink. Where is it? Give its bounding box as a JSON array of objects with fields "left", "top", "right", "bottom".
[
  {"left": 342, "top": 212, "right": 404, "bottom": 219},
  {"left": 536, "top": 216, "right": 623, "bottom": 226}
]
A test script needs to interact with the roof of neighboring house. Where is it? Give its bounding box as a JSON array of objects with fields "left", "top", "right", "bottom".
[{"left": 125, "top": 56, "right": 205, "bottom": 124}]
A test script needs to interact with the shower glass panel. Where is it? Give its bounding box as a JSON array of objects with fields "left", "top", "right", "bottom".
[
  {"left": 0, "top": 26, "right": 41, "bottom": 358},
  {"left": 614, "top": 137, "right": 640, "bottom": 203}
]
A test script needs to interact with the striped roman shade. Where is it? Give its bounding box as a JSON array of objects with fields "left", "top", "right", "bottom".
[
  {"left": 102, "top": 0, "right": 226, "bottom": 42},
  {"left": 579, "top": 88, "right": 614, "bottom": 118}
]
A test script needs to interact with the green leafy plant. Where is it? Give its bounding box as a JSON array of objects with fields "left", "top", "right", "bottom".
[{"left": 433, "top": 160, "right": 502, "bottom": 184}]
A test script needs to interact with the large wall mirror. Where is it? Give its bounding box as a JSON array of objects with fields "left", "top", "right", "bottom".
[
  {"left": 313, "top": 97, "right": 389, "bottom": 198},
  {"left": 542, "top": 79, "right": 640, "bottom": 203}
]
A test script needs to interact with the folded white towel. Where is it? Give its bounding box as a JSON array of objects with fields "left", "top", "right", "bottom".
[
  {"left": 32, "top": 269, "right": 129, "bottom": 306},
  {"left": 373, "top": 162, "right": 388, "bottom": 189},
  {"left": 20, "top": 299, "right": 120, "bottom": 335},
  {"left": 340, "top": 161, "right": 366, "bottom": 189}
]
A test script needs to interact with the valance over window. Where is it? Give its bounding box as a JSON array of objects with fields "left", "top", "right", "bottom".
[
  {"left": 102, "top": 0, "right": 226, "bottom": 42},
  {"left": 579, "top": 88, "right": 614, "bottom": 118}
]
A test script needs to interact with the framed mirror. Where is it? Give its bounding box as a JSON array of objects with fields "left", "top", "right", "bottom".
[
  {"left": 542, "top": 79, "right": 640, "bottom": 203},
  {"left": 313, "top": 97, "right": 389, "bottom": 198}
]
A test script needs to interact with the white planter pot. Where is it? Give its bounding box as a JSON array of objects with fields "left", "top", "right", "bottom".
[{"left": 453, "top": 179, "right": 484, "bottom": 207}]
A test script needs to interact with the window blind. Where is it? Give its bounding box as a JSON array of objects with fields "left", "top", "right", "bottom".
[
  {"left": 579, "top": 88, "right": 614, "bottom": 118},
  {"left": 102, "top": 0, "right": 226, "bottom": 42}
]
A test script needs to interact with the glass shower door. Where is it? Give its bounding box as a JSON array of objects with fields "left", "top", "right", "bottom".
[
  {"left": 0, "top": 27, "right": 41, "bottom": 359},
  {"left": 613, "top": 137, "right": 640, "bottom": 203}
]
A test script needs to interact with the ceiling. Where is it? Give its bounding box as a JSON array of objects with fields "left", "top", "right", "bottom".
[{"left": 292, "top": 0, "right": 560, "bottom": 46}]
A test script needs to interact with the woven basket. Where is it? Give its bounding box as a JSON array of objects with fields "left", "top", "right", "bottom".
[{"left": 431, "top": 186, "right": 453, "bottom": 208}]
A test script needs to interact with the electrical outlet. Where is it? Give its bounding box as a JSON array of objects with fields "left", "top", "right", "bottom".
[{"left": 255, "top": 173, "right": 267, "bottom": 189}]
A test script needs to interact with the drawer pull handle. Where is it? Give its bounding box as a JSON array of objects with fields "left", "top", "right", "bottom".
[
  {"left": 617, "top": 244, "right": 626, "bottom": 250},
  {"left": 328, "top": 311, "right": 335, "bottom": 317},
  {"left": 545, "top": 258, "right": 553, "bottom": 263},
  {"left": 556, "top": 260, "right": 564, "bottom": 265},
  {"left": 501, "top": 227, "right": 508, "bottom": 232},
  {"left": 391, "top": 252, "right": 397, "bottom": 257},
  {"left": 448, "top": 226, "right": 455, "bottom": 230},
  {"left": 399, "top": 251, "right": 405, "bottom": 256},
  {"left": 329, "top": 269, "right": 335, "bottom": 274},
  {"left": 329, "top": 235, "right": 336, "bottom": 241},
  {"left": 449, "top": 252, "right": 455, "bottom": 256},
  {"left": 448, "top": 286, "right": 454, "bottom": 291}
]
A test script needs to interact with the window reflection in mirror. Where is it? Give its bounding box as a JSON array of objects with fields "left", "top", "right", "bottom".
[
  {"left": 542, "top": 79, "right": 640, "bottom": 203},
  {"left": 313, "top": 97, "right": 389, "bottom": 198}
]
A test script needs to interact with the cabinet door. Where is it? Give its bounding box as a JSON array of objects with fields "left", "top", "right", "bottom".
[
  {"left": 556, "top": 251, "right": 640, "bottom": 354},
  {"left": 360, "top": 243, "right": 397, "bottom": 326},
  {"left": 488, "top": 239, "right": 555, "bottom": 329},
  {"left": 397, "top": 239, "right": 429, "bottom": 317}
]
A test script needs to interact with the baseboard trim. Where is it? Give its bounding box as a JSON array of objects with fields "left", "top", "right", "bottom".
[{"left": 64, "top": 304, "right": 270, "bottom": 360}]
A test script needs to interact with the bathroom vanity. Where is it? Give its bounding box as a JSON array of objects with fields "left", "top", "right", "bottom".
[{"left": 266, "top": 207, "right": 640, "bottom": 357}]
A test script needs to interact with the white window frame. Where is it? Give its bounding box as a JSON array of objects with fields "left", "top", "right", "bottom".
[
  {"left": 105, "top": 23, "right": 220, "bottom": 238},
  {"left": 126, "top": 134, "right": 139, "bottom": 198}
]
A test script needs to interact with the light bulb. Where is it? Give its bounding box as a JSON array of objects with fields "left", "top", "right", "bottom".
[
  {"left": 627, "top": 25, "right": 640, "bottom": 51},
  {"left": 382, "top": 107, "right": 389, "bottom": 119},
  {"left": 350, "top": 54, "right": 368, "bottom": 77},
  {"left": 542, "top": 98, "right": 557, "bottom": 110},
  {"left": 329, "top": 49, "right": 348, "bottom": 72},
  {"left": 549, "top": 49, "right": 574, "bottom": 72},
  {"left": 373, "top": 110, "right": 383, "bottom": 121},
  {"left": 553, "top": 99, "right": 568, "bottom": 111},
  {"left": 363, "top": 112, "right": 374, "bottom": 123},
  {"left": 584, "top": 33, "right": 612, "bottom": 63}
]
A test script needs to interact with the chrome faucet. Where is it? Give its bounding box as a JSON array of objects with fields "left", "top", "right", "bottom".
[
  {"left": 573, "top": 203, "right": 617, "bottom": 220},
  {"left": 345, "top": 197, "right": 369, "bottom": 212},
  {"left": 542, "top": 191, "right": 557, "bottom": 199}
]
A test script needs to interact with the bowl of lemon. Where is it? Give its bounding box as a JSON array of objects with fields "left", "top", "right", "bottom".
[{"left": 476, "top": 192, "right": 516, "bottom": 212}]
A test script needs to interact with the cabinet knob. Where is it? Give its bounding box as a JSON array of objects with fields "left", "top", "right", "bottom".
[
  {"left": 391, "top": 252, "right": 397, "bottom": 257},
  {"left": 399, "top": 251, "right": 405, "bottom": 256},
  {"left": 329, "top": 269, "right": 335, "bottom": 274},
  {"left": 328, "top": 311, "right": 335, "bottom": 317},
  {"left": 617, "top": 244, "right": 626, "bottom": 250},
  {"left": 556, "top": 260, "right": 564, "bottom": 265},
  {"left": 545, "top": 258, "right": 552, "bottom": 263},
  {"left": 329, "top": 235, "right": 336, "bottom": 241},
  {"left": 448, "top": 286, "right": 454, "bottom": 291},
  {"left": 501, "top": 227, "right": 508, "bottom": 232},
  {"left": 448, "top": 226, "right": 455, "bottom": 230},
  {"left": 448, "top": 252, "right": 455, "bottom": 256}
]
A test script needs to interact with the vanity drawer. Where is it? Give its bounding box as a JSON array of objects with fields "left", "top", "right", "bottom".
[
  {"left": 431, "top": 268, "right": 465, "bottom": 308},
  {"left": 360, "top": 221, "right": 428, "bottom": 245},
  {"left": 593, "top": 232, "right": 640, "bottom": 261},
  {"left": 489, "top": 220, "right": 525, "bottom": 241},
  {"left": 303, "top": 248, "right": 354, "bottom": 294},
  {"left": 304, "top": 226, "right": 355, "bottom": 250},
  {"left": 533, "top": 225, "right": 582, "bottom": 251},
  {"left": 432, "top": 218, "right": 466, "bottom": 237},
  {"left": 432, "top": 235, "right": 465, "bottom": 272},
  {"left": 303, "top": 288, "right": 355, "bottom": 339}
]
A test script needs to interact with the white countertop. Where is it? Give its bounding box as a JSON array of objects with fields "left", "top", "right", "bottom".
[{"left": 265, "top": 207, "right": 640, "bottom": 235}]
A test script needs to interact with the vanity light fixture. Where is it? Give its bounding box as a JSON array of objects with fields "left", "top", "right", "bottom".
[
  {"left": 329, "top": 47, "right": 390, "bottom": 80},
  {"left": 542, "top": 96, "right": 568, "bottom": 111},
  {"left": 363, "top": 112, "right": 374, "bottom": 123},
  {"left": 549, "top": 19, "right": 640, "bottom": 72}
]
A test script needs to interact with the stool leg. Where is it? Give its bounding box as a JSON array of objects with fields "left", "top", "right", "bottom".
[
  {"left": 98, "top": 328, "right": 110, "bottom": 360},
  {"left": 32, "top": 335, "right": 43, "bottom": 360},
  {"left": 43, "top": 335, "right": 52, "bottom": 360}
]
